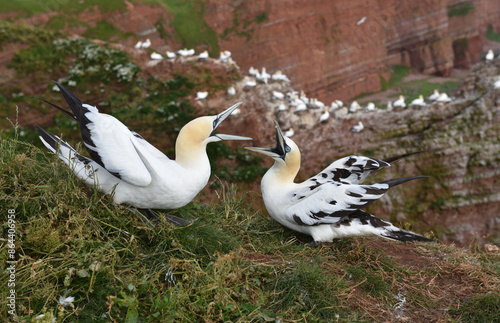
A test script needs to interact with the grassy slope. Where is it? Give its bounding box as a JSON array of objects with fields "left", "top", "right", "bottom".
[{"left": 1, "top": 133, "right": 499, "bottom": 322}]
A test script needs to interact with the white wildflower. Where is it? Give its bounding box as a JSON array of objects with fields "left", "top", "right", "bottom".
[{"left": 59, "top": 295, "right": 75, "bottom": 307}]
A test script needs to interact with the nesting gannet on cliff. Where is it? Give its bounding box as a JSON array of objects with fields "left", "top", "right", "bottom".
[
  {"left": 256, "top": 67, "right": 270, "bottom": 84},
  {"left": 393, "top": 95, "right": 406, "bottom": 108},
  {"left": 410, "top": 95, "right": 426, "bottom": 107},
  {"left": 278, "top": 100, "right": 288, "bottom": 111},
  {"left": 195, "top": 91, "right": 208, "bottom": 100},
  {"left": 272, "top": 90, "right": 285, "bottom": 100},
  {"left": 150, "top": 52, "right": 163, "bottom": 60},
  {"left": 319, "top": 106, "right": 330, "bottom": 122},
  {"left": 245, "top": 122, "right": 432, "bottom": 245},
  {"left": 272, "top": 70, "right": 291, "bottom": 82},
  {"left": 330, "top": 101, "right": 340, "bottom": 111},
  {"left": 349, "top": 101, "right": 361, "bottom": 113},
  {"left": 350, "top": 121, "right": 364, "bottom": 133},
  {"left": 227, "top": 86, "right": 236, "bottom": 96},
  {"left": 294, "top": 100, "right": 307, "bottom": 113},
  {"left": 178, "top": 48, "right": 195, "bottom": 57},
  {"left": 244, "top": 79, "right": 257, "bottom": 87},
  {"left": 219, "top": 50, "right": 232, "bottom": 62},
  {"left": 494, "top": 76, "right": 500, "bottom": 89},
  {"left": 284, "top": 127, "right": 295, "bottom": 138},
  {"left": 141, "top": 39, "right": 151, "bottom": 49},
  {"left": 36, "top": 82, "right": 251, "bottom": 223},
  {"left": 134, "top": 41, "right": 142, "bottom": 49},
  {"left": 299, "top": 91, "right": 309, "bottom": 105},
  {"left": 310, "top": 98, "right": 325, "bottom": 110},
  {"left": 166, "top": 51, "right": 176, "bottom": 59},
  {"left": 249, "top": 67, "right": 258, "bottom": 76},
  {"left": 365, "top": 102, "right": 376, "bottom": 111},
  {"left": 436, "top": 93, "right": 451, "bottom": 102},
  {"left": 198, "top": 50, "right": 209, "bottom": 60},
  {"left": 386, "top": 101, "right": 393, "bottom": 111},
  {"left": 428, "top": 89, "right": 440, "bottom": 101},
  {"left": 486, "top": 49, "right": 494, "bottom": 61}
]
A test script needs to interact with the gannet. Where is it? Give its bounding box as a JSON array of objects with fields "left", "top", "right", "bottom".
[
  {"left": 365, "top": 102, "right": 376, "bottom": 111},
  {"left": 330, "top": 101, "right": 340, "bottom": 111},
  {"left": 245, "top": 122, "right": 432, "bottom": 245},
  {"left": 166, "top": 51, "right": 176, "bottom": 59},
  {"left": 230, "top": 106, "right": 241, "bottom": 117},
  {"left": 494, "top": 76, "right": 500, "bottom": 89},
  {"left": 486, "top": 49, "right": 494, "bottom": 61},
  {"left": 277, "top": 100, "right": 288, "bottom": 111},
  {"left": 350, "top": 121, "right": 364, "bottom": 133},
  {"left": 299, "top": 91, "right": 309, "bottom": 105},
  {"left": 436, "top": 93, "right": 451, "bottom": 102},
  {"left": 244, "top": 79, "right": 257, "bottom": 87},
  {"left": 294, "top": 101, "right": 307, "bottom": 113},
  {"left": 319, "top": 106, "right": 330, "bottom": 122},
  {"left": 256, "top": 67, "right": 270, "bottom": 84},
  {"left": 410, "top": 95, "right": 426, "bottom": 107},
  {"left": 134, "top": 41, "right": 142, "bottom": 49},
  {"left": 271, "top": 70, "right": 291, "bottom": 82},
  {"left": 178, "top": 48, "right": 194, "bottom": 57},
  {"left": 195, "top": 91, "right": 208, "bottom": 100},
  {"left": 272, "top": 90, "right": 285, "bottom": 100},
  {"left": 386, "top": 101, "right": 393, "bottom": 111},
  {"left": 219, "top": 50, "right": 231, "bottom": 61},
  {"left": 141, "top": 39, "right": 151, "bottom": 49},
  {"left": 349, "top": 101, "right": 361, "bottom": 113},
  {"left": 198, "top": 50, "right": 209, "bottom": 60},
  {"left": 284, "top": 127, "right": 294, "bottom": 137},
  {"left": 249, "top": 67, "right": 258, "bottom": 76},
  {"left": 356, "top": 16, "right": 367, "bottom": 25},
  {"left": 393, "top": 95, "right": 406, "bottom": 108},
  {"left": 227, "top": 86, "right": 236, "bottom": 96},
  {"left": 428, "top": 89, "right": 440, "bottom": 101},
  {"left": 310, "top": 98, "right": 325, "bottom": 109},
  {"left": 37, "top": 82, "right": 251, "bottom": 223},
  {"left": 150, "top": 52, "right": 163, "bottom": 60}
]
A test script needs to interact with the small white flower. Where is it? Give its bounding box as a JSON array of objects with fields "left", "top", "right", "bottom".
[
  {"left": 59, "top": 295, "right": 75, "bottom": 307},
  {"left": 35, "top": 314, "right": 45, "bottom": 320},
  {"left": 68, "top": 80, "right": 77, "bottom": 87}
]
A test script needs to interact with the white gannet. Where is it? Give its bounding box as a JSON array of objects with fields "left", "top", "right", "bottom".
[
  {"left": 230, "top": 106, "right": 241, "bottom": 117},
  {"left": 329, "top": 101, "right": 339, "bottom": 111},
  {"left": 249, "top": 67, "right": 258, "bottom": 76},
  {"left": 299, "top": 90, "right": 309, "bottom": 105},
  {"left": 150, "top": 52, "right": 163, "bottom": 60},
  {"left": 227, "top": 86, "right": 236, "bottom": 96},
  {"left": 36, "top": 82, "right": 251, "bottom": 224},
  {"left": 141, "top": 39, "right": 151, "bottom": 49},
  {"left": 349, "top": 101, "right": 361, "bottom": 113},
  {"left": 393, "top": 95, "right": 406, "bottom": 108},
  {"left": 428, "top": 89, "right": 440, "bottom": 101},
  {"left": 244, "top": 79, "right": 257, "bottom": 87},
  {"left": 277, "top": 100, "right": 288, "bottom": 111},
  {"left": 319, "top": 106, "right": 330, "bottom": 122},
  {"left": 365, "top": 102, "right": 376, "bottom": 111},
  {"left": 272, "top": 90, "right": 285, "bottom": 100},
  {"left": 271, "top": 70, "right": 291, "bottom": 82},
  {"left": 284, "top": 127, "right": 294, "bottom": 137},
  {"left": 410, "top": 95, "right": 426, "bottom": 107},
  {"left": 310, "top": 98, "right": 325, "bottom": 110},
  {"left": 256, "top": 67, "right": 270, "bottom": 84},
  {"left": 134, "top": 41, "right": 142, "bottom": 49},
  {"left": 436, "top": 93, "right": 451, "bottom": 102},
  {"left": 195, "top": 91, "right": 208, "bottom": 100},
  {"left": 335, "top": 100, "right": 343, "bottom": 108},
  {"left": 294, "top": 100, "right": 307, "bottom": 113},
  {"left": 177, "top": 48, "right": 194, "bottom": 57},
  {"left": 386, "top": 101, "right": 393, "bottom": 111},
  {"left": 494, "top": 76, "right": 500, "bottom": 89},
  {"left": 350, "top": 121, "right": 364, "bottom": 133},
  {"left": 486, "top": 49, "right": 494, "bottom": 61},
  {"left": 166, "top": 51, "right": 177, "bottom": 59},
  {"left": 198, "top": 50, "right": 209, "bottom": 60},
  {"left": 245, "top": 122, "right": 433, "bottom": 245},
  {"left": 219, "top": 50, "right": 232, "bottom": 61},
  {"left": 356, "top": 16, "right": 367, "bottom": 26}
]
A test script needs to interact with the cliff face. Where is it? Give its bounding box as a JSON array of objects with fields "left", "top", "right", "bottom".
[{"left": 204, "top": 0, "right": 500, "bottom": 102}]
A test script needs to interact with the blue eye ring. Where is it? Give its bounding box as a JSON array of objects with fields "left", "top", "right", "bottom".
[{"left": 285, "top": 146, "right": 291, "bottom": 153}]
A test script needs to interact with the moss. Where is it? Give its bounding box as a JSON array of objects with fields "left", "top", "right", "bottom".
[{"left": 447, "top": 1, "right": 475, "bottom": 17}]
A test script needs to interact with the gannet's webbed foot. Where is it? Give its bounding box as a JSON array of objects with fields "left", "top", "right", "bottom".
[{"left": 308, "top": 240, "right": 323, "bottom": 247}]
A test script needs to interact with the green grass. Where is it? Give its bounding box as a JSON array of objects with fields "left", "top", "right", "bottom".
[
  {"left": 380, "top": 65, "right": 411, "bottom": 91},
  {"left": 83, "top": 20, "right": 133, "bottom": 42},
  {"left": 0, "top": 0, "right": 127, "bottom": 17},
  {"left": 447, "top": 1, "right": 475, "bottom": 18},
  {"left": 486, "top": 25, "right": 500, "bottom": 43}
]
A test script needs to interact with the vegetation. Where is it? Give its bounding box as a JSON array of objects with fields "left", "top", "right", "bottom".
[
  {"left": 486, "top": 25, "right": 500, "bottom": 43},
  {"left": 447, "top": 1, "right": 475, "bottom": 18}
]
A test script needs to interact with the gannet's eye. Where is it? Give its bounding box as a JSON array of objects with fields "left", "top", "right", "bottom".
[{"left": 285, "top": 146, "right": 291, "bottom": 153}]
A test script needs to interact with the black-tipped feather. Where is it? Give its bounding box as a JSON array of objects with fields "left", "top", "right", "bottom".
[
  {"left": 381, "top": 175, "right": 429, "bottom": 188},
  {"left": 381, "top": 229, "right": 435, "bottom": 242},
  {"left": 52, "top": 81, "right": 85, "bottom": 120}
]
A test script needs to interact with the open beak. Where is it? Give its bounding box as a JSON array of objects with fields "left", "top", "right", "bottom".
[
  {"left": 211, "top": 102, "right": 252, "bottom": 141},
  {"left": 245, "top": 121, "right": 286, "bottom": 159}
]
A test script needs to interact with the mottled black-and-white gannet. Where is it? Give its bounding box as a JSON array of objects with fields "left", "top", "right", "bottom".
[
  {"left": 410, "top": 95, "right": 426, "bottom": 107},
  {"left": 393, "top": 95, "right": 406, "bottom": 108},
  {"left": 486, "top": 49, "right": 494, "bottom": 61},
  {"left": 428, "top": 89, "right": 440, "bottom": 101},
  {"left": 36, "top": 82, "right": 251, "bottom": 224},
  {"left": 350, "top": 121, "right": 364, "bottom": 133},
  {"left": 245, "top": 122, "right": 433, "bottom": 245}
]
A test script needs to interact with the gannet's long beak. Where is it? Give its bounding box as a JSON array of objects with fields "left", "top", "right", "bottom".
[
  {"left": 245, "top": 121, "right": 286, "bottom": 159},
  {"left": 211, "top": 102, "right": 252, "bottom": 141}
]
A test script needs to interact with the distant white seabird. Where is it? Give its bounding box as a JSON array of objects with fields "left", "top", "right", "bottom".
[
  {"left": 486, "top": 49, "right": 494, "bottom": 61},
  {"left": 428, "top": 89, "right": 440, "bottom": 101},
  {"left": 350, "top": 121, "right": 364, "bottom": 133},
  {"left": 245, "top": 122, "right": 433, "bottom": 245},
  {"left": 393, "top": 95, "right": 406, "bottom": 108}
]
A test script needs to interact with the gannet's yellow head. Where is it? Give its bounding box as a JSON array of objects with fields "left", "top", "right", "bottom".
[
  {"left": 245, "top": 121, "right": 301, "bottom": 182},
  {"left": 176, "top": 102, "right": 252, "bottom": 165}
]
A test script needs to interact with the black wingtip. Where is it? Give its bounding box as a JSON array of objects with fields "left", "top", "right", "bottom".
[
  {"left": 381, "top": 175, "right": 429, "bottom": 188},
  {"left": 383, "top": 229, "right": 435, "bottom": 242},
  {"left": 383, "top": 149, "right": 441, "bottom": 164}
]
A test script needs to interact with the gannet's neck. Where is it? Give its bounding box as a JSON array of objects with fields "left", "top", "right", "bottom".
[
  {"left": 174, "top": 117, "right": 211, "bottom": 169},
  {"left": 268, "top": 149, "right": 301, "bottom": 186}
]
